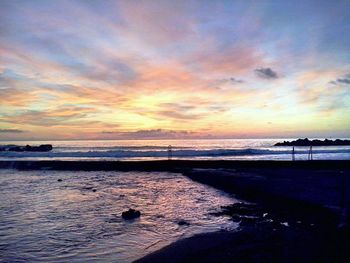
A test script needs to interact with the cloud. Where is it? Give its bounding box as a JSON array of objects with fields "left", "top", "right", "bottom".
[
  {"left": 215, "top": 77, "right": 244, "bottom": 85},
  {"left": 116, "top": 1, "right": 195, "bottom": 45},
  {"left": 295, "top": 70, "right": 350, "bottom": 114},
  {"left": 338, "top": 78, "right": 350, "bottom": 84},
  {"left": 157, "top": 110, "right": 204, "bottom": 120},
  {"left": 229, "top": 77, "right": 244, "bottom": 83},
  {"left": 0, "top": 69, "right": 40, "bottom": 106},
  {"left": 329, "top": 74, "right": 350, "bottom": 85},
  {"left": 335, "top": 78, "right": 350, "bottom": 85},
  {"left": 0, "top": 107, "right": 100, "bottom": 127},
  {"left": 100, "top": 129, "right": 195, "bottom": 139},
  {"left": 0, "top": 87, "right": 39, "bottom": 106},
  {"left": 0, "top": 129, "right": 25, "bottom": 133},
  {"left": 254, "top": 68, "right": 278, "bottom": 79},
  {"left": 155, "top": 103, "right": 204, "bottom": 120},
  {"left": 186, "top": 45, "right": 263, "bottom": 77}
]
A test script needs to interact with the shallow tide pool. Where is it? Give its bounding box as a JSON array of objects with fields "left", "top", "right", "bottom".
[{"left": 0, "top": 169, "right": 237, "bottom": 262}]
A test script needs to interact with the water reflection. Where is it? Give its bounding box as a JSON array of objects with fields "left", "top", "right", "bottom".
[{"left": 0, "top": 170, "right": 237, "bottom": 262}]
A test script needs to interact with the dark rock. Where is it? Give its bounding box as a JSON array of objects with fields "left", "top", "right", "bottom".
[
  {"left": 177, "top": 220, "right": 190, "bottom": 226},
  {"left": 34, "top": 144, "right": 53, "bottom": 152},
  {"left": 9, "top": 146, "right": 24, "bottom": 152},
  {"left": 122, "top": 209, "right": 141, "bottom": 220},
  {"left": 57, "top": 179, "right": 62, "bottom": 182},
  {"left": 211, "top": 203, "right": 267, "bottom": 226},
  {"left": 92, "top": 189, "right": 97, "bottom": 192},
  {"left": 275, "top": 138, "right": 350, "bottom": 146},
  {"left": 0, "top": 144, "right": 53, "bottom": 152},
  {"left": 212, "top": 203, "right": 260, "bottom": 217}
]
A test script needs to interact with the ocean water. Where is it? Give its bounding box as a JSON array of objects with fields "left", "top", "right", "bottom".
[
  {"left": 0, "top": 138, "right": 349, "bottom": 160},
  {"left": 0, "top": 169, "right": 237, "bottom": 262}
]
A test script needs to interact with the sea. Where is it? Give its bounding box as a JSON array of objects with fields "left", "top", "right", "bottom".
[
  {"left": 0, "top": 138, "right": 350, "bottom": 161},
  {"left": 0, "top": 169, "right": 238, "bottom": 262},
  {"left": 1, "top": 138, "right": 349, "bottom": 262}
]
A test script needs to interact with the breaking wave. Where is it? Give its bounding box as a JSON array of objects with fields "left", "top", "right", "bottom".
[{"left": 1, "top": 147, "right": 350, "bottom": 159}]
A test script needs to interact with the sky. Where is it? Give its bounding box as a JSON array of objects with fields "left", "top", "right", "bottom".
[{"left": 0, "top": 0, "right": 350, "bottom": 140}]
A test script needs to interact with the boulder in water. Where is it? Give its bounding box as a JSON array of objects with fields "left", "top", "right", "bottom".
[
  {"left": 122, "top": 209, "right": 141, "bottom": 220},
  {"left": 177, "top": 219, "right": 190, "bottom": 226}
]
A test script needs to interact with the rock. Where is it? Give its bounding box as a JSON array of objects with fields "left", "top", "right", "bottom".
[
  {"left": 275, "top": 138, "right": 350, "bottom": 146},
  {"left": 8, "top": 146, "right": 24, "bottom": 152},
  {"left": 92, "top": 189, "right": 97, "bottom": 192},
  {"left": 212, "top": 203, "right": 260, "bottom": 217},
  {"left": 177, "top": 220, "right": 190, "bottom": 226},
  {"left": 0, "top": 144, "right": 53, "bottom": 152},
  {"left": 23, "top": 144, "right": 53, "bottom": 152},
  {"left": 35, "top": 144, "right": 53, "bottom": 152},
  {"left": 57, "top": 179, "right": 62, "bottom": 182},
  {"left": 122, "top": 209, "right": 141, "bottom": 220}
]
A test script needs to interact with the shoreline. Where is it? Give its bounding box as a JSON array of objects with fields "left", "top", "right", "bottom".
[
  {"left": 134, "top": 223, "right": 349, "bottom": 263},
  {"left": 2, "top": 160, "right": 350, "bottom": 262},
  {"left": 134, "top": 160, "right": 350, "bottom": 263},
  {"left": 1, "top": 159, "right": 349, "bottom": 171}
]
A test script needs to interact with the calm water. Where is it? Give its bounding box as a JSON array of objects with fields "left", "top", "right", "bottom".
[
  {"left": 0, "top": 169, "right": 237, "bottom": 262},
  {"left": 0, "top": 138, "right": 350, "bottom": 161}
]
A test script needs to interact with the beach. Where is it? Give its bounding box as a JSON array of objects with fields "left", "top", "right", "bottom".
[
  {"left": 2, "top": 0, "right": 350, "bottom": 261},
  {"left": 1, "top": 159, "right": 350, "bottom": 262},
  {"left": 135, "top": 160, "right": 350, "bottom": 262}
]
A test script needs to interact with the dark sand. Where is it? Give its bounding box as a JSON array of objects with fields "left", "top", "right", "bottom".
[
  {"left": 1, "top": 160, "right": 350, "bottom": 262},
  {"left": 134, "top": 224, "right": 350, "bottom": 263},
  {"left": 135, "top": 162, "right": 350, "bottom": 263},
  {"left": 1, "top": 159, "right": 349, "bottom": 171}
]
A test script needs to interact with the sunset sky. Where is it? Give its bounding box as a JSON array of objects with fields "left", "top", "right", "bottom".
[{"left": 0, "top": 0, "right": 349, "bottom": 140}]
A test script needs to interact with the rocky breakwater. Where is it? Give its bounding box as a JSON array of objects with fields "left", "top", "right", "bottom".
[
  {"left": 0, "top": 144, "right": 53, "bottom": 152},
  {"left": 275, "top": 138, "right": 350, "bottom": 146}
]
